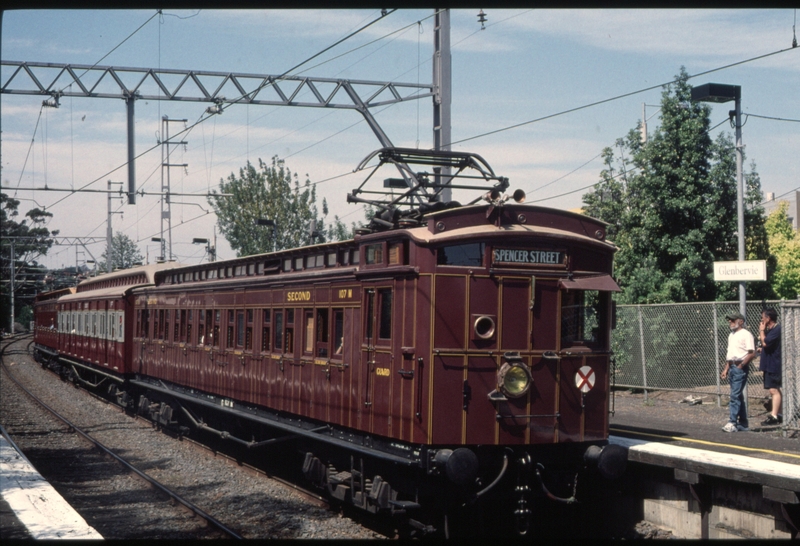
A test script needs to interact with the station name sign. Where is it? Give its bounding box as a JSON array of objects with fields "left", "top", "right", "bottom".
[
  {"left": 713, "top": 260, "right": 767, "bottom": 281},
  {"left": 493, "top": 248, "right": 565, "bottom": 266}
]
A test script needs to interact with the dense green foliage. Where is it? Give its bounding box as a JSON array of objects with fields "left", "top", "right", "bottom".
[
  {"left": 98, "top": 232, "right": 144, "bottom": 271},
  {"left": 764, "top": 202, "right": 800, "bottom": 299},
  {"left": 582, "top": 68, "right": 772, "bottom": 303},
  {"left": 208, "top": 156, "right": 352, "bottom": 257}
]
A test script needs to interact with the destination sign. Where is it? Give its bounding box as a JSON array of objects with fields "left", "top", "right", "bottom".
[{"left": 493, "top": 248, "right": 565, "bottom": 266}]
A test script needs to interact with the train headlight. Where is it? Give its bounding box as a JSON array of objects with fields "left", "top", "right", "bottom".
[{"left": 498, "top": 362, "right": 532, "bottom": 398}]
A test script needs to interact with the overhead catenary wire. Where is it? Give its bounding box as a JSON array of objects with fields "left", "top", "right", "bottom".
[
  {"left": 449, "top": 45, "right": 800, "bottom": 147},
  {"left": 56, "top": 10, "right": 162, "bottom": 95},
  {"left": 529, "top": 116, "right": 731, "bottom": 204}
]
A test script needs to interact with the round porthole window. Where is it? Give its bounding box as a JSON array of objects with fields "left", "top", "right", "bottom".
[{"left": 473, "top": 315, "right": 496, "bottom": 339}]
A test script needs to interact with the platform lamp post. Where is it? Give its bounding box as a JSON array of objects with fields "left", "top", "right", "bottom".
[
  {"left": 192, "top": 238, "right": 216, "bottom": 263},
  {"left": 151, "top": 238, "right": 166, "bottom": 263},
  {"left": 691, "top": 83, "right": 745, "bottom": 319}
]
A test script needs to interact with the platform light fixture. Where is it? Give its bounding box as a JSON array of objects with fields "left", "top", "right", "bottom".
[{"left": 691, "top": 83, "right": 746, "bottom": 319}]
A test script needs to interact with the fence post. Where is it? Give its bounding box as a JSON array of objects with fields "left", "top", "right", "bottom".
[
  {"left": 638, "top": 305, "right": 648, "bottom": 403},
  {"left": 714, "top": 303, "right": 721, "bottom": 407}
]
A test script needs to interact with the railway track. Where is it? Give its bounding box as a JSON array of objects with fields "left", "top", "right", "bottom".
[
  {"left": 1, "top": 335, "right": 242, "bottom": 539},
  {"left": 0, "top": 335, "right": 385, "bottom": 539}
]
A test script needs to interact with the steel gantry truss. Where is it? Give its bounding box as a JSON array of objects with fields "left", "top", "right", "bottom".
[{"left": 1, "top": 60, "right": 435, "bottom": 155}]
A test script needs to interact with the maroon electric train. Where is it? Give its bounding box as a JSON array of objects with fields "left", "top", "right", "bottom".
[{"left": 34, "top": 148, "right": 627, "bottom": 536}]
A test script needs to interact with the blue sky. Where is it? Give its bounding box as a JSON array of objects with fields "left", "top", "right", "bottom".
[{"left": 2, "top": 9, "right": 798, "bottom": 268}]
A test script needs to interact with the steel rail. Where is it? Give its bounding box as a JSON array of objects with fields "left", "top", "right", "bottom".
[
  {"left": 24, "top": 338, "right": 332, "bottom": 511},
  {"left": 0, "top": 346, "right": 244, "bottom": 540}
]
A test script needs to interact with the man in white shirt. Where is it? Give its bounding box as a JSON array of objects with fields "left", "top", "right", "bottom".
[{"left": 720, "top": 312, "right": 755, "bottom": 432}]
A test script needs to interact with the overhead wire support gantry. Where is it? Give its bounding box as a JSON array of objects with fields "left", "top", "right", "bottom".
[{"left": 1, "top": 60, "right": 437, "bottom": 204}]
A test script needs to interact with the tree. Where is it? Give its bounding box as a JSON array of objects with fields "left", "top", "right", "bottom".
[
  {"left": 98, "top": 232, "right": 144, "bottom": 271},
  {"left": 764, "top": 202, "right": 800, "bottom": 299},
  {"left": 582, "top": 67, "right": 770, "bottom": 304},
  {"left": 208, "top": 156, "right": 351, "bottom": 257},
  {"left": 1, "top": 192, "right": 58, "bottom": 330}
]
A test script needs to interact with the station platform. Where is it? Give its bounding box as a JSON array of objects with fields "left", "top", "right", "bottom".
[
  {"left": 0, "top": 426, "right": 102, "bottom": 540},
  {"left": 609, "top": 388, "right": 800, "bottom": 465},
  {"left": 608, "top": 389, "right": 799, "bottom": 539}
]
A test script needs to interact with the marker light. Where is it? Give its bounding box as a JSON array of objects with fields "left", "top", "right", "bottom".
[{"left": 498, "top": 361, "right": 532, "bottom": 398}]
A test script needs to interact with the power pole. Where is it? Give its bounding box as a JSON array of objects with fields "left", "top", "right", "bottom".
[
  {"left": 107, "top": 181, "right": 123, "bottom": 272},
  {"left": 9, "top": 240, "right": 15, "bottom": 332},
  {"left": 159, "top": 116, "right": 188, "bottom": 262},
  {"left": 433, "top": 8, "right": 452, "bottom": 202}
]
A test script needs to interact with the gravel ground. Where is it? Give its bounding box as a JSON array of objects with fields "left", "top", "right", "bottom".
[{"left": 0, "top": 338, "right": 383, "bottom": 539}]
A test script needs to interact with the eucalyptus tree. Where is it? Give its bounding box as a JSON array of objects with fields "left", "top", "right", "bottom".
[
  {"left": 583, "top": 67, "right": 770, "bottom": 303},
  {"left": 209, "top": 156, "right": 351, "bottom": 257}
]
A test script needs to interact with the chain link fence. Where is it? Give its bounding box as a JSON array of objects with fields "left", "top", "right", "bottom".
[{"left": 613, "top": 300, "right": 798, "bottom": 432}]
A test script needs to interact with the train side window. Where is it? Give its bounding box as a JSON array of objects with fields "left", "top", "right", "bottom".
[
  {"left": 180, "top": 310, "right": 187, "bottom": 342},
  {"left": 560, "top": 290, "right": 605, "bottom": 347},
  {"left": 364, "top": 243, "right": 383, "bottom": 265},
  {"left": 316, "top": 308, "right": 329, "bottom": 358},
  {"left": 437, "top": 243, "right": 485, "bottom": 267},
  {"left": 198, "top": 309, "right": 205, "bottom": 345},
  {"left": 213, "top": 310, "right": 220, "bottom": 348},
  {"left": 388, "top": 243, "right": 404, "bottom": 265},
  {"left": 378, "top": 289, "right": 392, "bottom": 340},
  {"left": 156, "top": 310, "right": 162, "bottom": 340},
  {"left": 332, "top": 309, "right": 344, "bottom": 357},
  {"left": 304, "top": 311, "right": 314, "bottom": 354},
  {"left": 174, "top": 311, "right": 180, "bottom": 342},
  {"left": 245, "top": 310, "right": 253, "bottom": 351},
  {"left": 227, "top": 310, "right": 235, "bottom": 348},
  {"left": 237, "top": 311, "right": 245, "bottom": 347},
  {"left": 165, "top": 310, "right": 171, "bottom": 341},
  {"left": 285, "top": 325, "right": 294, "bottom": 354},
  {"left": 117, "top": 312, "right": 125, "bottom": 342},
  {"left": 262, "top": 309, "right": 271, "bottom": 352},
  {"left": 274, "top": 311, "right": 283, "bottom": 351},
  {"left": 365, "top": 289, "right": 375, "bottom": 340}
]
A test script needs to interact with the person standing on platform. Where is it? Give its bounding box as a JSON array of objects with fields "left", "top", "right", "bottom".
[
  {"left": 758, "top": 308, "right": 782, "bottom": 425},
  {"left": 720, "top": 312, "right": 755, "bottom": 432}
]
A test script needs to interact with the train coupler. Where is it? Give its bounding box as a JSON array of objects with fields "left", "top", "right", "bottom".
[{"left": 513, "top": 453, "right": 532, "bottom": 535}]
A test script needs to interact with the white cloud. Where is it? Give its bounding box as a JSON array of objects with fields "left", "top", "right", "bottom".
[{"left": 504, "top": 9, "right": 798, "bottom": 69}]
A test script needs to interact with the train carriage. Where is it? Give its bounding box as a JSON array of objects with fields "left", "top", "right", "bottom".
[
  {"left": 33, "top": 287, "right": 74, "bottom": 354},
  {"left": 34, "top": 264, "right": 179, "bottom": 402},
  {"left": 33, "top": 148, "right": 627, "bottom": 536}
]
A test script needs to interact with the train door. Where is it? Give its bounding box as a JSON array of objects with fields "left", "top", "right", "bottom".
[
  {"left": 557, "top": 288, "right": 612, "bottom": 443},
  {"left": 307, "top": 308, "right": 328, "bottom": 421},
  {"left": 360, "top": 287, "right": 393, "bottom": 436}
]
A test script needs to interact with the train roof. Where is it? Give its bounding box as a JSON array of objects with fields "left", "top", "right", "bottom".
[
  {"left": 373, "top": 203, "right": 615, "bottom": 249},
  {"left": 58, "top": 262, "right": 184, "bottom": 301},
  {"left": 34, "top": 286, "right": 76, "bottom": 303},
  {"left": 137, "top": 200, "right": 615, "bottom": 292}
]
